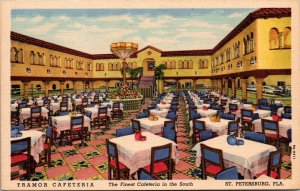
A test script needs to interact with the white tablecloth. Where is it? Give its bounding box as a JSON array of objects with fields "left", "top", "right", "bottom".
[
  {"left": 51, "top": 102, "right": 73, "bottom": 114},
  {"left": 19, "top": 107, "right": 49, "bottom": 122},
  {"left": 110, "top": 132, "right": 178, "bottom": 174},
  {"left": 52, "top": 115, "right": 91, "bottom": 135},
  {"left": 196, "top": 109, "right": 218, "bottom": 117},
  {"left": 11, "top": 100, "right": 34, "bottom": 112},
  {"left": 192, "top": 135, "right": 276, "bottom": 179},
  {"left": 11, "top": 130, "right": 45, "bottom": 163},
  {"left": 101, "top": 102, "right": 124, "bottom": 110},
  {"left": 276, "top": 107, "right": 284, "bottom": 116},
  {"left": 252, "top": 117, "right": 291, "bottom": 138},
  {"left": 150, "top": 109, "right": 169, "bottom": 118},
  {"left": 156, "top": 103, "right": 171, "bottom": 109},
  {"left": 136, "top": 116, "right": 170, "bottom": 134},
  {"left": 189, "top": 117, "right": 232, "bottom": 136}
]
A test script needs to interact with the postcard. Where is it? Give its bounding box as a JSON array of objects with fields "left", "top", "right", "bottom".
[{"left": 1, "top": 0, "right": 300, "bottom": 190}]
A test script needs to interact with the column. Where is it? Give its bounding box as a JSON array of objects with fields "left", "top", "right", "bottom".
[
  {"left": 23, "top": 81, "right": 30, "bottom": 97},
  {"left": 60, "top": 81, "right": 64, "bottom": 95},
  {"left": 73, "top": 81, "right": 77, "bottom": 94},
  {"left": 159, "top": 79, "right": 164, "bottom": 94},
  {"left": 224, "top": 79, "right": 229, "bottom": 96},
  {"left": 193, "top": 79, "right": 197, "bottom": 90},
  {"left": 256, "top": 77, "right": 264, "bottom": 102},
  {"left": 218, "top": 79, "right": 223, "bottom": 94},
  {"left": 240, "top": 78, "right": 248, "bottom": 100},
  {"left": 82, "top": 81, "right": 86, "bottom": 92},
  {"left": 176, "top": 80, "right": 179, "bottom": 92},
  {"left": 44, "top": 81, "right": 49, "bottom": 97},
  {"left": 105, "top": 80, "right": 109, "bottom": 90},
  {"left": 231, "top": 78, "right": 236, "bottom": 97}
]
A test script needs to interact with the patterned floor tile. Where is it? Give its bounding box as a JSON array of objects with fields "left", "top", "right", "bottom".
[
  {"left": 282, "top": 155, "right": 291, "bottom": 162},
  {"left": 78, "top": 146, "right": 97, "bottom": 154},
  {"left": 61, "top": 149, "right": 79, "bottom": 158},
  {"left": 50, "top": 153, "right": 63, "bottom": 160},
  {"left": 74, "top": 166, "right": 101, "bottom": 180},
  {"left": 69, "top": 160, "right": 91, "bottom": 171},
  {"left": 175, "top": 160, "right": 194, "bottom": 172},
  {"left": 53, "top": 173, "right": 75, "bottom": 180},
  {"left": 84, "top": 151, "right": 102, "bottom": 159},
  {"left": 177, "top": 143, "right": 190, "bottom": 150},
  {"left": 280, "top": 169, "right": 292, "bottom": 179},
  {"left": 184, "top": 166, "right": 203, "bottom": 179},
  {"left": 178, "top": 150, "right": 191, "bottom": 159},
  {"left": 88, "top": 155, "right": 107, "bottom": 166},
  {"left": 57, "top": 145, "right": 76, "bottom": 152},
  {"left": 46, "top": 165, "right": 72, "bottom": 179},
  {"left": 172, "top": 172, "right": 191, "bottom": 180},
  {"left": 281, "top": 161, "right": 291, "bottom": 171},
  {"left": 64, "top": 154, "right": 85, "bottom": 164},
  {"left": 45, "top": 158, "right": 66, "bottom": 169},
  {"left": 89, "top": 139, "right": 105, "bottom": 146},
  {"left": 95, "top": 162, "right": 108, "bottom": 173}
]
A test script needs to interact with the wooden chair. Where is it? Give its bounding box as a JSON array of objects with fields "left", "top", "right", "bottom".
[
  {"left": 138, "top": 168, "right": 157, "bottom": 180},
  {"left": 28, "top": 106, "right": 43, "bottom": 128},
  {"left": 11, "top": 137, "right": 31, "bottom": 180},
  {"left": 256, "top": 150, "right": 281, "bottom": 179},
  {"left": 69, "top": 116, "right": 85, "bottom": 145},
  {"left": 162, "top": 121, "right": 177, "bottom": 143},
  {"left": 240, "top": 109, "right": 254, "bottom": 132},
  {"left": 192, "top": 120, "right": 206, "bottom": 144},
  {"left": 111, "top": 103, "right": 123, "bottom": 119},
  {"left": 106, "top": 139, "right": 130, "bottom": 180},
  {"left": 216, "top": 166, "right": 239, "bottom": 180},
  {"left": 261, "top": 119, "right": 281, "bottom": 148},
  {"left": 131, "top": 119, "right": 141, "bottom": 133},
  {"left": 200, "top": 143, "right": 224, "bottom": 179},
  {"left": 142, "top": 143, "right": 173, "bottom": 180},
  {"left": 41, "top": 126, "right": 54, "bottom": 166},
  {"left": 228, "top": 103, "right": 238, "bottom": 114},
  {"left": 95, "top": 107, "right": 110, "bottom": 129},
  {"left": 227, "top": 121, "right": 239, "bottom": 136}
]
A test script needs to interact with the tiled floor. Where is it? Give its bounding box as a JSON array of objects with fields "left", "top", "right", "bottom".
[{"left": 12, "top": 98, "right": 292, "bottom": 180}]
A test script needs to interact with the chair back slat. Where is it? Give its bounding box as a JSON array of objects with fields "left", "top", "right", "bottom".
[{"left": 131, "top": 119, "right": 141, "bottom": 132}]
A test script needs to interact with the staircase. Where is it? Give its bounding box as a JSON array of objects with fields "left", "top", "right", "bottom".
[{"left": 139, "top": 75, "right": 155, "bottom": 98}]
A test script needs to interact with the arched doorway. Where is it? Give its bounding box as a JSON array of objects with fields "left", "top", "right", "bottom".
[{"left": 142, "top": 58, "right": 155, "bottom": 76}]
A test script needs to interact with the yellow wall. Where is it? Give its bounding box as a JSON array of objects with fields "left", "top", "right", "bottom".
[{"left": 256, "top": 17, "right": 291, "bottom": 69}]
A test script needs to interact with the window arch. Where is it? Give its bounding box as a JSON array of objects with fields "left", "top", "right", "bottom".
[
  {"left": 11, "top": 47, "right": 18, "bottom": 63},
  {"left": 100, "top": 63, "right": 104, "bottom": 71},
  {"left": 17, "top": 49, "right": 24, "bottom": 63},
  {"left": 108, "top": 63, "right": 112, "bottom": 71},
  {"left": 220, "top": 53, "right": 224, "bottom": 64},
  {"left": 172, "top": 60, "right": 176, "bottom": 69},
  {"left": 183, "top": 60, "right": 189, "bottom": 69},
  {"left": 269, "top": 28, "right": 280, "bottom": 49},
  {"left": 30, "top": 51, "right": 35, "bottom": 65},
  {"left": 117, "top": 62, "right": 121, "bottom": 71},
  {"left": 188, "top": 60, "right": 193, "bottom": 69},
  {"left": 167, "top": 60, "right": 172, "bottom": 69},
  {"left": 178, "top": 60, "right": 183, "bottom": 69},
  {"left": 250, "top": 32, "right": 254, "bottom": 52},
  {"left": 52, "top": 84, "right": 57, "bottom": 90},
  {"left": 198, "top": 59, "right": 203, "bottom": 69},
  {"left": 243, "top": 38, "right": 247, "bottom": 54},
  {"left": 283, "top": 27, "right": 291, "bottom": 48}
]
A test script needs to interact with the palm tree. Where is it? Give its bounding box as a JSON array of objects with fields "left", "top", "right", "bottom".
[
  {"left": 120, "top": 66, "right": 143, "bottom": 89},
  {"left": 154, "top": 64, "right": 166, "bottom": 94}
]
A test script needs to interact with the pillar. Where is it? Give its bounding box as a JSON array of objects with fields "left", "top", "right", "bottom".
[
  {"left": 23, "top": 81, "right": 30, "bottom": 98},
  {"left": 218, "top": 79, "right": 223, "bottom": 94},
  {"left": 256, "top": 77, "right": 264, "bottom": 103},
  {"left": 176, "top": 80, "right": 179, "bottom": 92},
  {"left": 105, "top": 80, "right": 109, "bottom": 90},
  {"left": 60, "top": 81, "right": 64, "bottom": 95},
  {"left": 44, "top": 81, "right": 49, "bottom": 97},
  {"left": 224, "top": 79, "right": 229, "bottom": 96},
  {"left": 231, "top": 78, "right": 236, "bottom": 97},
  {"left": 193, "top": 79, "right": 197, "bottom": 90},
  {"left": 73, "top": 81, "right": 77, "bottom": 94},
  {"left": 159, "top": 79, "right": 164, "bottom": 94},
  {"left": 83, "top": 81, "right": 86, "bottom": 92},
  {"left": 240, "top": 78, "right": 248, "bottom": 100}
]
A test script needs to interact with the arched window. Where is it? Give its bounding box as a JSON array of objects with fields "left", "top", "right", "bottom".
[
  {"left": 87, "top": 63, "right": 91, "bottom": 71},
  {"left": 117, "top": 62, "right": 121, "bottom": 71},
  {"left": 178, "top": 60, "right": 183, "bottom": 69},
  {"left": 203, "top": 59, "right": 208, "bottom": 68},
  {"left": 237, "top": 41, "right": 240, "bottom": 57},
  {"left": 250, "top": 32, "right": 254, "bottom": 52},
  {"left": 17, "top": 49, "right": 24, "bottom": 63},
  {"left": 100, "top": 63, "right": 104, "bottom": 71},
  {"left": 188, "top": 60, "right": 193, "bottom": 69},
  {"left": 243, "top": 38, "right": 247, "bottom": 54},
  {"left": 108, "top": 63, "right": 112, "bottom": 71},
  {"left": 220, "top": 53, "right": 224, "bottom": 64},
  {"left": 66, "top": 83, "right": 70, "bottom": 89},
  {"left": 172, "top": 60, "right": 176, "bottom": 69},
  {"left": 198, "top": 59, "right": 203, "bottom": 69},
  {"left": 11, "top": 47, "right": 18, "bottom": 63},
  {"left": 167, "top": 61, "right": 172, "bottom": 69},
  {"left": 30, "top": 51, "right": 35, "bottom": 65},
  {"left": 52, "top": 84, "right": 57, "bottom": 90},
  {"left": 183, "top": 60, "right": 188, "bottom": 69},
  {"left": 283, "top": 27, "right": 291, "bottom": 48},
  {"left": 36, "top": 84, "right": 41, "bottom": 92},
  {"left": 269, "top": 28, "right": 280, "bottom": 49}
]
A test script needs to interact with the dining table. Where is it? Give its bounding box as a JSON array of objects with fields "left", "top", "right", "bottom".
[
  {"left": 252, "top": 116, "right": 291, "bottom": 138},
  {"left": 19, "top": 107, "right": 49, "bottom": 122},
  {"left": 192, "top": 135, "right": 277, "bottom": 179},
  {"left": 149, "top": 108, "right": 169, "bottom": 118},
  {"left": 109, "top": 132, "right": 178, "bottom": 174},
  {"left": 11, "top": 130, "right": 45, "bottom": 163},
  {"left": 136, "top": 116, "right": 171, "bottom": 134},
  {"left": 196, "top": 108, "right": 218, "bottom": 117},
  {"left": 189, "top": 117, "right": 233, "bottom": 136}
]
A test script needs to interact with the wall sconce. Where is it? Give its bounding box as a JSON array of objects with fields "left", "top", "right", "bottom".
[{"left": 26, "top": 68, "right": 31, "bottom": 73}]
